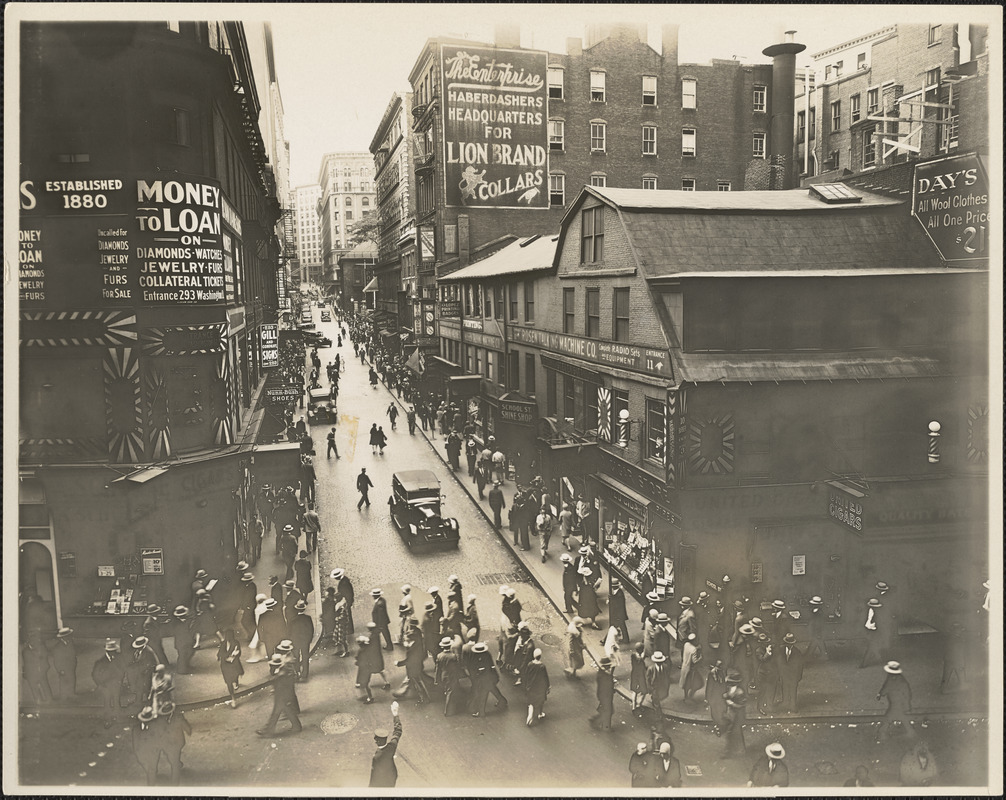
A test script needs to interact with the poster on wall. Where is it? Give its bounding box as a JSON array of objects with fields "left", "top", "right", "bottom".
[
  {"left": 261, "top": 324, "right": 279, "bottom": 368},
  {"left": 441, "top": 43, "right": 549, "bottom": 209}
]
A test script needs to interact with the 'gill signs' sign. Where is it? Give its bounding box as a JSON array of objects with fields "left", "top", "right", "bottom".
[
  {"left": 911, "top": 153, "right": 989, "bottom": 263},
  {"left": 441, "top": 44, "right": 549, "bottom": 209}
]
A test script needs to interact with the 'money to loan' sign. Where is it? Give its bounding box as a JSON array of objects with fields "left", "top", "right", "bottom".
[{"left": 441, "top": 44, "right": 549, "bottom": 209}]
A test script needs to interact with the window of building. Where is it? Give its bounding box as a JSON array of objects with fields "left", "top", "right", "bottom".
[
  {"left": 361, "top": 197, "right": 369, "bottom": 207},
  {"left": 443, "top": 223, "right": 458, "bottom": 254},
  {"left": 645, "top": 398, "right": 666, "bottom": 462},
  {"left": 549, "top": 173, "right": 565, "bottom": 206},
  {"left": 863, "top": 126, "right": 876, "bottom": 167},
  {"left": 835, "top": 60, "right": 843, "bottom": 78},
  {"left": 581, "top": 206, "right": 604, "bottom": 263},
  {"left": 346, "top": 210, "right": 354, "bottom": 220},
  {"left": 642, "top": 75, "right": 657, "bottom": 105},
  {"left": 494, "top": 285, "right": 504, "bottom": 320},
  {"left": 925, "top": 67, "right": 941, "bottom": 90},
  {"left": 681, "top": 178, "right": 696, "bottom": 191},
  {"left": 825, "top": 65, "right": 831, "bottom": 81},
  {"left": 548, "top": 118, "right": 564, "bottom": 150},
  {"left": 797, "top": 110, "right": 806, "bottom": 143},
  {"left": 857, "top": 52, "right": 867, "bottom": 69},
  {"left": 345, "top": 197, "right": 353, "bottom": 205},
  {"left": 850, "top": 94, "right": 861, "bottom": 123},
  {"left": 563, "top": 288, "right": 575, "bottom": 333},
  {"left": 717, "top": 180, "right": 732, "bottom": 191},
  {"left": 809, "top": 107, "right": 816, "bottom": 139},
  {"left": 831, "top": 100, "right": 841, "bottom": 132},
  {"left": 590, "top": 174, "right": 607, "bottom": 188},
  {"left": 508, "top": 350, "right": 520, "bottom": 390},
  {"left": 344, "top": 181, "right": 353, "bottom": 192},
  {"left": 548, "top": 67, "right": 564, "bottom": 99},
  {"left": 171, "top": 107, "right": 190, "bottom": 146},
  {"left": 928, "top": 24, "right": 941, "bottom": 45},
  {"left": 546, "top": 369, "right": 557, "bottom": 415},
  {"left": 484, "top": 285, "right": 493, "bottom": 318},
  {"left": 586, "top": 288, "right": 600, "bottom": 337},
  {"left": 473, "top": 347, "right": 482, "bottom": 375},
  {"left": 486, "top": 350, "right": 497, "bottom": 382},
  {"left": 642, "top": 125, "right": 657, "bottom": 155},
  {"left": 613, "top": 287, "right": 630, "bottom": 341},
  {"left": 681, "top": 128, "right": 696, "bottom": 157},
  {"left": 463, "top": 284, "right": 474, "bottom": 316},
  {"left": 753, "top": 85, "right": 767, "bottom": 112},
  {"left": 590, "top": 121, "right": 606, "bottom": 152},
  {"left": 525, "top": 353, "right": 536, "bottom": 395},
  {"left": 586, "top": 383, "right": 599, "bottom": 431},
  {"left": 682, "top": 78, "right": 697, "bottom": 109},
  {"left": 642, "top": 176, "right": 657, "bottom": 190},
  {"left": 752, "top": 132, "right": 766, "bottom": 158},
  {"left": 829, "top": 150, "right": 840, "bottom": 169},
  {"left": 611, "top": 388, "right": 629, "bottom": 446},
  {"left": 524, "top": 280, "right": 535, "bottom": 322},
  {"left": 561, "top": 374, "right": 575, "bottom": 422},
  {"left": 867, "top": 87, "right": 879, "bottom": 115},
  {"left": 590, "top": 71, "right": 606, "bottom": 102},
  {"left": 509, "top": 285, "right": 518, "bottom": 320}
]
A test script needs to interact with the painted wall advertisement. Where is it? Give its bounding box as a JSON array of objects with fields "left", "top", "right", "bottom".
[
  {"left": 512, "top": 325, "right": 671, "bottom": 377},
  {"left": 260, "top": 323, "right": 279, "bottom": 368},
  {"left": 441, "top": 43, "right": 549, "bottom": 209},
  {"left": 19, "top": 174, "right": 229, "bottom": 308},
  {"left": 911, "top": 153, "right": 989, "bottom": 263}
]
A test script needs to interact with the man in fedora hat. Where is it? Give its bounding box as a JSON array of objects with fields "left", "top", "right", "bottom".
[
  {"left": 394, "top": 622, "right": 431, "bottom": 705},
  {"left": 500, "top": 585, "right": 522, "bottom": 629},
  {"left": 721, "top": 683, "right": 747, "bottom": 759},
  {"left": 49, "top": 627, "right": 78, "bottom": 699},
  {"left": 330, "top": 568, "right": 355, "bottom": 634},
  {"left": 141, "top": 605, "right": 170, "bottom": 667},
  {"left": 646, "top": 650, "right": 672, "bottom": 722},
  {"left": 171, "top": 606, "right": 197, "bottom": 675},
  {"left": 125, "top": 635, "right": 159, "bottom": 712},
  {"left": 92, "top": 638, "right": 125, "bottom": 727},
  {"left": 237, "top": 572, "right": 258, "bottom": 640},
  {"left": 294, "top": 550, "right": 313, "bottom": 599},
  {"left": 877, "top": 660, "right": 912, "bottom": 738},
  {"left": 368, "top": 702, "right": 402, "bottom": 788},
  {"left": 289, "top": 600, "right": 314, "bottom": 682},
  {"left": 560, "top": 554, "right": 578, "bottom": 614},
  {"left": 469, "top": 641, "right": 507, "bottom": 716},
  {"left": 371, "top": 588, "right": 394, "bottom": 651},
  {"left": 629, "top": 741, "right": 657, "bottom": 788},
  {"left": 608, "top": 577, "right": 630, "bottom": 645},
  {"left": 767, "top": 599, "right": 790, "bottom": 643},
  {"left": 860, "top": 597, "right": 886, "bottom": 668},
  {"left": 641, "top": 590, "right": 662, "bottom": 629},
  {"left": 774, "top": 632, "right": 805, "bottom": 712},
  {"left": 653, "top": 612, "right": 674, "bottom": 661},
  {"left": 733, "top": 623, "right": 757, "bottom": 691},
  {"left": 356, "top": 467, "right": 374, "bottom": 510},
  {"left": 434, "top": 636, "right": 462, "bottom": 716},
  {"left": 397, "top": 585, "right": 415, "bottom": 646},
  {"left": 748, "top": 742, "right": 789, "bottom": 787},
  {"left": 487, "top": 481, "right": 506, "bottom": 530},
  {"left": 190, "top": 569, "right": 209, "bottom": 609},
  {"left": 131, "top": 706, "right": 165, "bottom": 785},
  {"left": 677, "top": 597, "right": 697, "bottom": 655},
  {"left": 594, "top": 656, "right": 617, "bottom": 731},
  {"left": 257, "top": 652, "right": 302, "bottom": 737},
  {"left": 420, "top": 601, "right": 441, "bottom": 660},
  {"left": 428, "top": 586, "right": 445, "bottom": 625},
  {"left": 283, "top": 579, "right": 305, "bottom": 623},
  {"left": 279, "top": 525, "right": 299, "bottom": 581},
  {"left": 655, "top": 741, "right": 683, "bottom": 788},
  {"left": 805, "top": 596, "right": 829, "bottom": 661},
  {"left": 257, "top": 597, "right": 287, "bottom": 659}
]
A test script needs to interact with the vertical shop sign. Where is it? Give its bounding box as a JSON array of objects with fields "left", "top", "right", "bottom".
[
  {"left": 441, "top": 44, "right": 549, "bottom": 208},
  {"left": 260, "top": 323, "right": 279, "bottom": 368}
]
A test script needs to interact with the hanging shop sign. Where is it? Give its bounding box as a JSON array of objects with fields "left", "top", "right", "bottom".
[
  {"left": 441, "top": 43, "right": 549, "bottom": 209},
  {"left": 911, "top": 153, "right": 989, "bottom": 263},
  {"left": 827, "top": 485, "right": 865, "bottom": 534},
  {"left": 140, "top": 547, "right": 164, "bottom": 576},
  {"left": 261, "top": 324, "right": 279, "bottom": 368},
  {"left": 500, "top": 398, "right": 536, "bottom": 427}
]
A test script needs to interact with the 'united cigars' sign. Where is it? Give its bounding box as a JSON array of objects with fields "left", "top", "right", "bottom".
[{"left": 441, "top": 44, "right": 548, "bottom": 209}]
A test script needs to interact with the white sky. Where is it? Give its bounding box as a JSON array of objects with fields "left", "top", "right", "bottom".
[{"left": 6, "top": 3, "right": 1002, "bottom": 188}]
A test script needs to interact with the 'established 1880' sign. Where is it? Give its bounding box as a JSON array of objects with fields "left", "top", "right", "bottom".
[
  {"left": 441, "top": 44, "right": 548, "bottom": 209},
  {"left": 911, "top": 153, "right": 989, "bottom": 263}
]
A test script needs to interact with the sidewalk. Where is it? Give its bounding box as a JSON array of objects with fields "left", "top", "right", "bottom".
[{"left": 383, "top": 383, "right": 990, "bottom": 727}]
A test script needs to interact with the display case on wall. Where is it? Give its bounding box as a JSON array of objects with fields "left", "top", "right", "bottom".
[{"left": 85, "top": 549, "right": 163, "bottom": 615}]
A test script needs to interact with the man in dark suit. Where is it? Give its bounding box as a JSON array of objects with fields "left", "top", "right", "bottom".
[
  {"left": 92, "top": 638, "right": 125, "bottom": 727},
  {"left": 560, "top": 554, "right": 578, "bottom": 613},
  {"left": 283, "top": 579, "right": 304, "bottom": 623},
  {"left": 434, "top": 636, "right": 462, "bottom": 717},
  {"left": 654, "top": 741, "right": 683, "bottom": 787},
  {"left": 645, "top": 650, "right": 672, "bottom": 722},
  {"left": 469, "top": 641, "right": 507, "bottom": 716},
  {"left": 369, "top": 702, "right": 403, "bottom": 788},
  {"left": 371, "top": 588, "right": 394, "bottom": 650},
  {"left": 594, "top": 656, "right": 616, "bottom": 730},
  {"left": 257, "top": 653, "right": 302, "bottom": 737},
  {"left": 629, "top": 741, "right": 656, "bottom": 788},
  {"left": 488, "top": 482, "right": 506, "bottom": 530},
  {"left": 394, "top": 623, "right": 431, "bottom": 704},
  {"left": 49, "top": 627, "right": 78, "bottom": 699},
  {"left": 289, "top": 600, "right": 314, "bottom": 682},
  {"left": 523, "top": 648, "right": 550, "bottom": 726},
  {"left": 608, "top": 578, "right": 630, "bottom": 645},
  {"left": 748, "top": 742, "right": 789, "bottom": 787},
  {"left": 774, "top": 632, "right": 805, "bottom": 712}
]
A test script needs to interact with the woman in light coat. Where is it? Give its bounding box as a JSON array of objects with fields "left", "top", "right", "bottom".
[{"left": 679, "top": 632, "right": 704, "bottom": 700}]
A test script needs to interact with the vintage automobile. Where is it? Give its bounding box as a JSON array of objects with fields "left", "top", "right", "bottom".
[
  {"left": 307, "top": 388, "right": 336, "bottom": 425},
  {"left": 320, "top": 312, "right": 332, "bottom": 322},
  {"left": 388, "top": 470, "right": 460, "bottom": 550}
]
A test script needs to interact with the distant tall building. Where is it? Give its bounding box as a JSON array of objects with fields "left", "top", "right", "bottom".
[
  {"left": 795, "top": 22, "right": 990, "bottom": 179},
  {"left": 317, "top": 152, "right": 377, "bottom": 287},
  {"left": 294, "top": 184, "right": 323, "bottom": 284}
]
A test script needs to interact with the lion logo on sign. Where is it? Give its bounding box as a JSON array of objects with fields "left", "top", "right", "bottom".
[{"left": 459, "top": 166, "right": 486, "bottom": 201}]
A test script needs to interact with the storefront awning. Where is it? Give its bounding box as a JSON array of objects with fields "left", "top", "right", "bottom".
[
  {"left": 112, "top": 467, "right": 169, "bottom": 485},
  {"left": 593, "top": 473, "right": 651, "bottom": 510},
  {"left": 439, "top": 235, "right": 559, "bottom": 281},
  {"left": 363, "top": 277, "right": 378, "bottom": 292}
]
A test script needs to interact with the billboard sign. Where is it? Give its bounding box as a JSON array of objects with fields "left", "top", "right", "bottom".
[
  {"left": 261, "top": 323, "right": 279, "bottom": 368},
  {"left": 19, "top": 175, "right": 228, "bottom": 308},
  {"left": 441, "top": 43, "right": 548, "bottom": 209},
  {"left": 911, "top": 153, "right": 989, "bottom": 263}
]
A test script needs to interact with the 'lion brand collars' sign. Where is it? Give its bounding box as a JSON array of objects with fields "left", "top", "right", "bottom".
[{"left": 441, "top": 44, "right": 548, "bottom": 209}]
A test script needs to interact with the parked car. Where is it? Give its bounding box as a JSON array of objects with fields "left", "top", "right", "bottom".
[
  {"left": 321, "top": 312, "right": 331, "bottom": 322},
  {"left": 388, "top": 470, "right": 460, "bottom": 550},
  {"left": 317, "top": 300, "right": 325, "bottom": 308},
  {"left": 307, "top": 389, "right": 336, "bottom": 425}
]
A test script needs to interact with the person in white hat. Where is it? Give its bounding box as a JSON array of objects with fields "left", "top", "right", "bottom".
[
  {"left": 289, "top": 600, "right": 314, "bottom": 681},
  {"left": 500, "top": 586, "right": 522, "bottom": 629},
  {"left": 51, "top": 627, "right": 78, "bottom": 699},
  {"left": 257, "top": 597, "right": 287, "bottom": 659},
  {"left": 397, "top": 585, "right": 414, "bottom": 646},
  {"left": 641, "top": 590, "right": 662, "bottom": 629},
  {"left": 434, "top": 636, "right": 462, "bottom": 716},
  {"left": 523, "top": 648, "right": 550, "bottom": 726},
  {"left": 677, "top": 597, "right": 697, "bottom": 656},
  {"left": 92, "top": 638, "right": 125, "bottom": 727},
  {"left": 371, "top": 588, "right": 394, "bottom": 651},
  {"left": 463, "top": 594, "right": 481, "bottom": 642},
  {"left": 767, "top": 599, "right": 790, "bottom": 643},
  {"left": 748, "top": 742, "right": 789, "bottom": 787},
  {"left": 805, "top": 595, "right": 829, "bottom": 661},
  {"left": 877, "top": 660, "right": 912, "bottom": 738},
  {"left": 860, "top": 598, "right": 887, "bottom": 668},
  {"left": 560, "top": 554, "right": 578, "bottom": 614},
  {"left": 564, "top": 617, "right": 587, "bottom": 678},
  {"left": 368, "top": 702, "right": 402, "bottom": 788},
  {"left": 218, "top": 627, "right": 244, "bottom": 707},
  {"left": 257, "top": 651, "right": 302, "bottom": 737},
  {"left": 330, "top": 568, "right": 355, "bottom": 634},
  {"left": 428, "top": 586, "right": 444, "bottom": 624},
  {"left": 646, "top": 650, "right": 672, "bottom": 720},
  {"left": 124, "top": 635, "right": 159, "bottom": 712}
]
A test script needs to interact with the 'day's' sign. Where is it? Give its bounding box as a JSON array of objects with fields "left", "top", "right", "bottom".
[
  {"left": 441, "top": 44, "right": 549, "bottom": 209},
  {"left": 911, "top": 153, "right": 989, "bottom": 263}
]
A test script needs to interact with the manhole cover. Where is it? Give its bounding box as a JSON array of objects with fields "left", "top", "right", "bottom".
[
  {"left": 539, "top": 632, "right": 562, "bottom": 647},
  {"left": 321, "top": 713, "right": 360, "bottom": 735}
]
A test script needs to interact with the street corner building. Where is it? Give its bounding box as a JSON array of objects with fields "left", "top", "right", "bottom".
[
  {"left": 433, "top": 178, "right": 989, "bottom": 640},
  {"left": 17, "top": 21, "right": 302, "bottom": 640}
]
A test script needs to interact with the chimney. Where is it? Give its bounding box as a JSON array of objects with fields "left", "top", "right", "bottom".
[
  {"left": 662, "top": 23, "right": 679, "bottom": 64},
  {"left": 494, "top": 23, "right": 521, "bottom": 49},
  {"left": 762, "top": 30, "right": 806, "bottom": 190}
]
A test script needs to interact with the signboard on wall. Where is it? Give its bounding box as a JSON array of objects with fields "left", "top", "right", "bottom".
[
  {"left": 911, "top": 153, "right": 989, "bottom": 263},
  {"left": 19, "top": 174, "right": 228, "bottom": 308},
  {"left": 261, "top": 324, "right": 279, "bottom": 368},
  {"left": 499, "top": 397, "right": 536, "bottom": 426},
  {"left": 439, "top": 299, "right": 461, "bottom": 318},
  {"left": 513, "top": 326, "right": 670, "bottom": 378},
  {"left": 441, "top": 43, "right": 549, "bottom": 209}
]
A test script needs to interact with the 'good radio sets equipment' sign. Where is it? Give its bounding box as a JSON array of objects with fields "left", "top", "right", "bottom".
[{"left": 441, "top": 44, "right": 549, "bottom": 209}]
